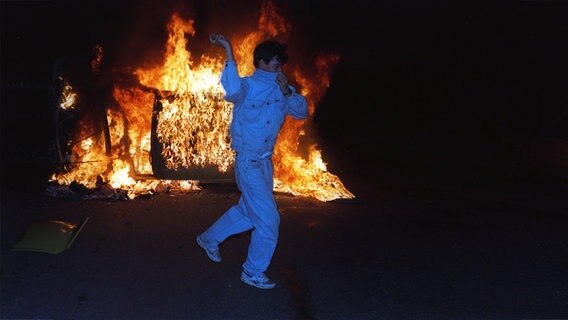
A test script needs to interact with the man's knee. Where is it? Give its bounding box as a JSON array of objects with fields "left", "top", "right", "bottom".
[{"left": 256, "top": 209, "right": 279, "bottom": 238}]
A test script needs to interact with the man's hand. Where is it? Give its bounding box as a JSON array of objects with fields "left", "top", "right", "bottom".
[
  {"left": 210, "top": 34, "right": 234, "bottom": 62},
  {"left": 276, "top": 73, "right": 292, "bottom": 96},
  {"left": 209, "top": 33, "right": 235, "bottom": 61},
  {"left": 210, "top": 34, "right": 230, "bottom": 49}
]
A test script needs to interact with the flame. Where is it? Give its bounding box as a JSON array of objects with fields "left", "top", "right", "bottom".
[
  {"left": 50, "top": 1, "right": 353, "bottom": 201},
  {"left": 112, "top": 87, "right": 154, "bottom": 175},
  {"left": 234, "top": 1, "right": 290, "bottom": 75},
  {"left": 59, "top": 78, "right": 77, "bottom": 110},
  {"left": 272, "top": 54, "right": 354, "bottom": 201},
  {"left": 134, "top": 14, "right": 234, "bottom": 172},
  {"left": 52, "top": 62, "right": 201, "bottom": 198}
]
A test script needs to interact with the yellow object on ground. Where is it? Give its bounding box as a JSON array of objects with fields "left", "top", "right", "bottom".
[{"left": 12, "top": 217, "right": 89, "bottom": 254}]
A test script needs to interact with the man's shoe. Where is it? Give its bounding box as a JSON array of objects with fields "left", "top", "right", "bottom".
[
  {"left": 196, "top": 235, "right": 221, "bottom": 263},
  {"left": 240, "top": 271, "right": 276, "bottom": 289}
]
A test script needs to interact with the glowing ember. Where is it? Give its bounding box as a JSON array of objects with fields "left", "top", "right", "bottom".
[
  {"left": 50, "top": 1, "right": 354, "bottom": 201},
  {"left": 91, "top": 45, "right": 104, "bottom": 74}
]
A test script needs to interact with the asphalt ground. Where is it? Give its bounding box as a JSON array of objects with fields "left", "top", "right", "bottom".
[{"left": 1, "top": 168, "right": 567, "bottom": 320}]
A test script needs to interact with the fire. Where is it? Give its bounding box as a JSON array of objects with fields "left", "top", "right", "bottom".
[
  {"left": 273, "top": 53, "right": 354, "bottom": 201},
  {"left": 134, "top": 14, "right": 234, "bottom": 172},
  {"left": 112, "top": 87, "right": 154, "bottom": 175},
  {"left": 50, "top": 1, "right": 354, "bottom": 201}
]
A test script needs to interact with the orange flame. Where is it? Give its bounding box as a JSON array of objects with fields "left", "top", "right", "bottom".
[{"left": 134, "top": 14, "right": 234, "bottom": 172}]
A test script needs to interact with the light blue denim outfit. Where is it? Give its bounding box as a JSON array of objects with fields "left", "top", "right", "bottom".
[{"left": 200, "top": 61, "right": 308, "bottom": 275}]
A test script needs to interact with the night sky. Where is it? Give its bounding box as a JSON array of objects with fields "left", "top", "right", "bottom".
[{"left": 2, "top": 0, "right": 567, "bottom": 190}]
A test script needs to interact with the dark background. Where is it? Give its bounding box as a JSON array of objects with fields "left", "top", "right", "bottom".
[{"left": 2, "top": 0, "right": 567, "bottom": 191}]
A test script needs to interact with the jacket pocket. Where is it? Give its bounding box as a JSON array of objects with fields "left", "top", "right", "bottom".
[{"left": 242, "top": 99, "right": 263, "bottom": 123}]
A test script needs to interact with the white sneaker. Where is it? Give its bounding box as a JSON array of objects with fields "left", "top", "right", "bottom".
[
  {"left": 240, "top": 271, "right": 276, "bottom": 289},
  {"left": 196, "top": 235, "right": 221, "bottom": 263}
]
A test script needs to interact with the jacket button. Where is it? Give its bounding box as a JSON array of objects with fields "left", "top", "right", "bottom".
[{"left": 267, "top": 121, "right": 270, "bottom": 124}]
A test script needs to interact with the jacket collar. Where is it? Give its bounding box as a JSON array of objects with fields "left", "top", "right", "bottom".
[{"left": 252, "top": 68, "right": 278, "bottom": 83}]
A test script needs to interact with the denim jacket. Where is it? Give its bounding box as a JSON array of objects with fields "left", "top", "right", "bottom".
[{"left": 221, "top": 61, "right": 308, "bottom": 158}]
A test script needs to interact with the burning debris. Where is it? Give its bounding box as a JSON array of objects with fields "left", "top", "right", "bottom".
[{"left": 48, "top": 1, "right": 354, "bottom": 202}]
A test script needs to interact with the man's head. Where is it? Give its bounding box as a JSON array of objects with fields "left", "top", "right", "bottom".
[{"left": 254, "top": 40, "right": 289, "bottom": 73}]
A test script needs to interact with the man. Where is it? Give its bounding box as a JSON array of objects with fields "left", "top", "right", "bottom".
[{"left": 196, "top": 34, "right": 308, "bottom": 289}]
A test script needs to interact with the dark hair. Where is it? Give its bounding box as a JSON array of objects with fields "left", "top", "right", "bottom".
[{"left": 253, "top": 40, "right": 289, "bottom": 68}]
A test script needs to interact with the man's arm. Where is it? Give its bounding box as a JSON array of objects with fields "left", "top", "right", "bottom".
[
  {"left": 210, "top": 34, "right": 244, "bottom": 103},
  {"left": 276, "top": 72, "right": 308, "bottom": 119},
  {"left": 285, "top": 88, "right": 309, "bottom": 120}
]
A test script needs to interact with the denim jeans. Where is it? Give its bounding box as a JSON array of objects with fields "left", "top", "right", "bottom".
[{"left": 200, "top": 154, "right": 279, "bottom": 275}]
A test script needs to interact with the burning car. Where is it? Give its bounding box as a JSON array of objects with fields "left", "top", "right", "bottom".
[{"left": 48, "top": 1, "right": 354, "bottom": 201}]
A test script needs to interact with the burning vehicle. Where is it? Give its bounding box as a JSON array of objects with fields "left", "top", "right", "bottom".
[{"left": 47, "top": 1, "right": 354, "bottom": 201}]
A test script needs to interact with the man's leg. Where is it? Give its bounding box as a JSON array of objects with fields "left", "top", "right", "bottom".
[
  {"left": 239, "top": 158, "right": 280, "bottom": 276},
  {"left": 199, "top": 196, "right": 253, "bottom": 247},
  {"left": 198, "top": 159, "right": 255, "bottom": 257}
]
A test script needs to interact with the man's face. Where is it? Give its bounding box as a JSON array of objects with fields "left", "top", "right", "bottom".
[{"left": 258, "top": 56, "right": 282, "bottom": 73}]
